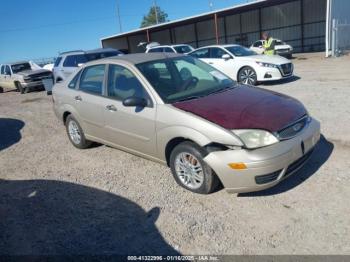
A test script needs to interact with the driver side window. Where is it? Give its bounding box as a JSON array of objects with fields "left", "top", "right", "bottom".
[{"left": 107, "top": 64, "right": 150, "bottom": 103}]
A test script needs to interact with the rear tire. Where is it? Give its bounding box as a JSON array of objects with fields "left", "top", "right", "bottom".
[
  {"left": 238, "top": 66, "right": 258, "bottom": 86},
  {"left": 169, "top": 141, "right": 220, "bottom": 194},
  {"left": 65, "top": 115, "right": 92, "bottom": 149},
  {"left": 0, "top": 86, "right": 3, "bottom": 93}
]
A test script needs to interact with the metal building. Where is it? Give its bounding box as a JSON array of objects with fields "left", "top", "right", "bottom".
[{"left": 101, "top": 0, "right": 349, "bottom": 55}]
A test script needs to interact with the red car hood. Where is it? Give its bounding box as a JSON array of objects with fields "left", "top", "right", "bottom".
[{"left": 172, "top": 85, "right": 307, "bottom": 132}]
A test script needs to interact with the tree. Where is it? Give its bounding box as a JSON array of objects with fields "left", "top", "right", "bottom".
[{"left": 140, "top": 5, "right": 168, "bottom": 28}]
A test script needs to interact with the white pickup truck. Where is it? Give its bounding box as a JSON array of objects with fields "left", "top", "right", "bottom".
[{"left": 0, "top": 61, "right": 52, "bottom": 94}]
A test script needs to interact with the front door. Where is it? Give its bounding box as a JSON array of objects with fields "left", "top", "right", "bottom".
[
  {"left": 103, "top": 64, "right": 157, "bottom": 156},
  {"left": 75, "top": 64, "right": 108, "bottom": 140},
  {"left": 208, "top": 47, "right": 237, "bottom": 80}
]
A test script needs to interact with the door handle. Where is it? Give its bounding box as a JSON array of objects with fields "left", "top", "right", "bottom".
[
  {"left": 208, "top": 62, "right": 214, "bottom": 65},
  {"left": 106, "top": 105, "right": 117, "bottom": 112},
  {"left": 74, "top": 95, "right": 82, "bottom": 101}
]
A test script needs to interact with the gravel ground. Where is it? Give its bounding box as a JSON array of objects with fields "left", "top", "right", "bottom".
[{"left": 0, "top": 53, "right": 350, "bottom": 255}]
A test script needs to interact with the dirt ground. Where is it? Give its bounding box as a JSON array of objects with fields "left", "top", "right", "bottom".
[{"left": 0, "top": 53, "right": 349, "bottom": 255}]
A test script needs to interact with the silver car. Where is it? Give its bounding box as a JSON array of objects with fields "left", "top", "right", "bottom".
[{"left": 52, "top": 53, "right": 320, "bottom": 194}]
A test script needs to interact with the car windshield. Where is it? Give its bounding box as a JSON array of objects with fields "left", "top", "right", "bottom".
[
  {"left": 136, "top": 56, "right": 236, "bottom": 104},
  {"left": 226, "top": 46, "right": 257, "bottom": 57},
  {"left": 11, "top": 63, "right": 31, "bottom": 73},
  {"left": 173, "top": 45, "right": 193, "bottom": 54}
]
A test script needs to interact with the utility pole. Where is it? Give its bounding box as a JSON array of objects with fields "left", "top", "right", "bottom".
[
  {"left": 154, "top": 0, "right": 159, "bottom": 24},
  {"left": 116, "top": 0, "right": 123, "bottom": 33},
  {"left": 208, "top": 0, "right": 213, "bottom": 11}
]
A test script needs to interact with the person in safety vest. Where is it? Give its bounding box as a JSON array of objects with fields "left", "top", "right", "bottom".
[{"left": 262, "top": 32, "right": 276, "bottom": 55}]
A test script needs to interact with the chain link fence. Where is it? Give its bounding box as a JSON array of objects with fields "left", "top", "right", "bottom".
[{"left": 332, "top": 19, "right": 350, "bottom": 56}]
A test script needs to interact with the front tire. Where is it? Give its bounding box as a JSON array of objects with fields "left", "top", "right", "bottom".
[
  {"left": 65, "top": 115, "right": 92, "bottom": 149},
  {"left": 169, "top": 141, "right": 220, "bottom": 194},
  {"left": 238, "top": 66, "right": 258, "bottom": 86}
]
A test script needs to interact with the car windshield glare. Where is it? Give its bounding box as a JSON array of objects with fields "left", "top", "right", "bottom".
[
  {"left": 11, "top": 63, "right": 31, "bottom": 73},
  {"left": 226, "top": 46, "right": 257, "bottom": 57},
  {"left": 136, "top": 56, "right": 235, "bottom": 104}
]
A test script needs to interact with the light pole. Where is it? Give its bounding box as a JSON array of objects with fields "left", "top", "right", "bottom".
[
  {"left": 116, "top": 0, "right": 123, "bottom": 33},
  {"left": 154, "top": 0, "right": 159, "bottom": 24}
]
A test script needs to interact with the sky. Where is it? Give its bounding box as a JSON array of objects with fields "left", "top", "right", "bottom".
[{"left": 0, "top": 0, "right": 247, "bottom": 63}]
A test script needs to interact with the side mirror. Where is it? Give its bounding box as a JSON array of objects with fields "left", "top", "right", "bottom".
[
  {"left": 222, "top": 54, "right": 231, "bottom": 60},
  {"left": 123, "top": 97, "right": 147, "bottom": 107}
]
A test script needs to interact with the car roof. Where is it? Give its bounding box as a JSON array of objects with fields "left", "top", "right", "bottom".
[
  {"left": 148, "top": 44, "right": 191, "bottom": 49},
  {"left": 59, "top": 48, "right": 120, "bottom": 56},
  {"left": 92, "top": 53, "right": 184, "bottom": 65},
  {"left": 193, "top": 44, "right": 241, "bottom": 50},
  {"left": 2, "top": 61, "right": 30, "bottom": 65}
]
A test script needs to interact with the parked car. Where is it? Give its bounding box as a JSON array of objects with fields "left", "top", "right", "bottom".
[
  {"left": 146, "top": 44, "right": 194, "bottom": 54},
  {"left": 189, "top": 45, "right": 293, "bottom": 86},
  {"left": 53, "top": 53, "right": 320, "bottom": 194},
  {"left": 53, "top": 48, "right": 123, "bottom": 83},
  {"left": 43, "top": 63, "right": 54, "bottom": 71},
  {"left": 0, "top": 61, "right": 52, "bottom": 94},
  {"left": 250, "top": 39, "right": 293, "bottom": 58}
]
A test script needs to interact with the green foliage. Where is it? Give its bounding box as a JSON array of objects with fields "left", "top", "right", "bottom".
[{"left": 140, "top": 5, "right": 169, "bottom": 28}]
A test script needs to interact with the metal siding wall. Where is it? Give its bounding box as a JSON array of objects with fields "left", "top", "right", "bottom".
[
  {"left": 196, "top": 19, "right": 216, "bottom": 46},
  {"left": 102, "top": 37, "right": 128, "bottom": 50},
  {"left": 225, "top": 14, "right": 241, "bottom": 44},
  {"left": 262, "top": 1, "right": 301, "bottom": 30},
  {"left": 150, "top": 30, "right": 172, "bottom": 45},
  {"left": 128, "top": 34, "right": 148, "bottom": 53},
  {"left": 173, "top": 24, "right": 196, "bottom": 46},
  {"left": 303, "top": 0, "right": 327, "bottom": 52}
]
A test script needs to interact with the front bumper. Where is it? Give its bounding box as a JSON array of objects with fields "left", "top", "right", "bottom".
[
  {"left": 21, "top": 80, "right": 45, "bottom": 88},
  {"left": 204, "top": 118, "right": 321, "bottom": 193},
  {"left": 256, "top": 66, "right": 293, "bottom": 82}
]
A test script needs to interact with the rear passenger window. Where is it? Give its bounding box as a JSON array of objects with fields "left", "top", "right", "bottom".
[
  {"left": 63, "top": 55, "right": 87, "bottom": 67},
  {"left": 68, "top": 70, "right": 81, "bottom": 89},
  {"left": 148, "top": 48, "right": 162, "bottom": 53},
  {"left": 79, "top": 65, "right": 105, "bottom": 95},
  {"left": 54, "top": 57, "right": 62, "bottom": 67},
  {"left": 0, "top": 66, "right": 4, "bottom": 75},
  {"left": 163, "top": 47, "right": 175, "bottom": 53}
]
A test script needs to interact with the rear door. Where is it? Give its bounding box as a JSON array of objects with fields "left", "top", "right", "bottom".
[
  {"left": 0, "top": 66, "right": 5, "bottom": 88},
  {"left": 103, "top": 63, "right": 157, "bottom": 156},
  {"left": 74, "top": 64, "right": 108, "bottom": 140}
]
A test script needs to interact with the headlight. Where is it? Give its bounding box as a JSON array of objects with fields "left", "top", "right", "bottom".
[
  {"left": 233, "top": 129, "right": 279, "bottom": 149},
  {"left": 256, "top": 62, "right": 278, "bottom": 68},
  {"left": 23, "top": 77, "right": 31, "bottom": 82}
]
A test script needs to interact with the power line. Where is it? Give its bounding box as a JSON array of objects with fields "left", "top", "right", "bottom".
[{"left": 0, "top": 16, "right": 116, "bottom": 33}]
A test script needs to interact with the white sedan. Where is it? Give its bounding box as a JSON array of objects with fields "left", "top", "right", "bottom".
[
  {"left": 251, "top": 39, "right": 293, "bottom": 58},
  {"left": 189, "top": 45, "right": 293, "bottom": 86}
]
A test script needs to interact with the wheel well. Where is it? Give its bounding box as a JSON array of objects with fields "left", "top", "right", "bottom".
[
  {"left": 63, "top": 112, "right": 71, "bottom": 125},
  {"left": 165, "top": 137, "right": 190, "bottom": 166}
]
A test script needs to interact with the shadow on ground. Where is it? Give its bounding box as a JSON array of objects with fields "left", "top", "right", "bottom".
[
  {"left": 239, "top": 135, "right": 334, "bottom": 197},
  {"left": 260, "top": 75, "right": 301, "bottom": 86},
  {"left": 0, "top": 118, "right": 25, "bottom": 151},
  {"left": 0, "top": 179, "right": 179, "bottom": 255}
]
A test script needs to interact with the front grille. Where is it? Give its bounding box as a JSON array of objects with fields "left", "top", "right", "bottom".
[
  {"left": 26, "top": 72, "right": 52, "bottom": 83},
  {"left": 284, "top": 149, "right": 314, "bottom": 178},
  {"left": 255, "top": 170, "right": 282, "bottom": 185},
  {"left": 279, "top": 63, "right": 293, "bottom": 76},
  {"left": 277, "top": 116, "right": 309, "bottom": 140}
]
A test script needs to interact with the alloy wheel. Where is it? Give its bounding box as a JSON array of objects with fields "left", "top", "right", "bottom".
[
  {"left": 240, "top": 68, "right": 256, "bottom": 85},
  {"left": 174, "top": 152, "right": 204, "bottom": 189},
  {"left": 68, "top": 120, "right": 81, "bottom": 145}
]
